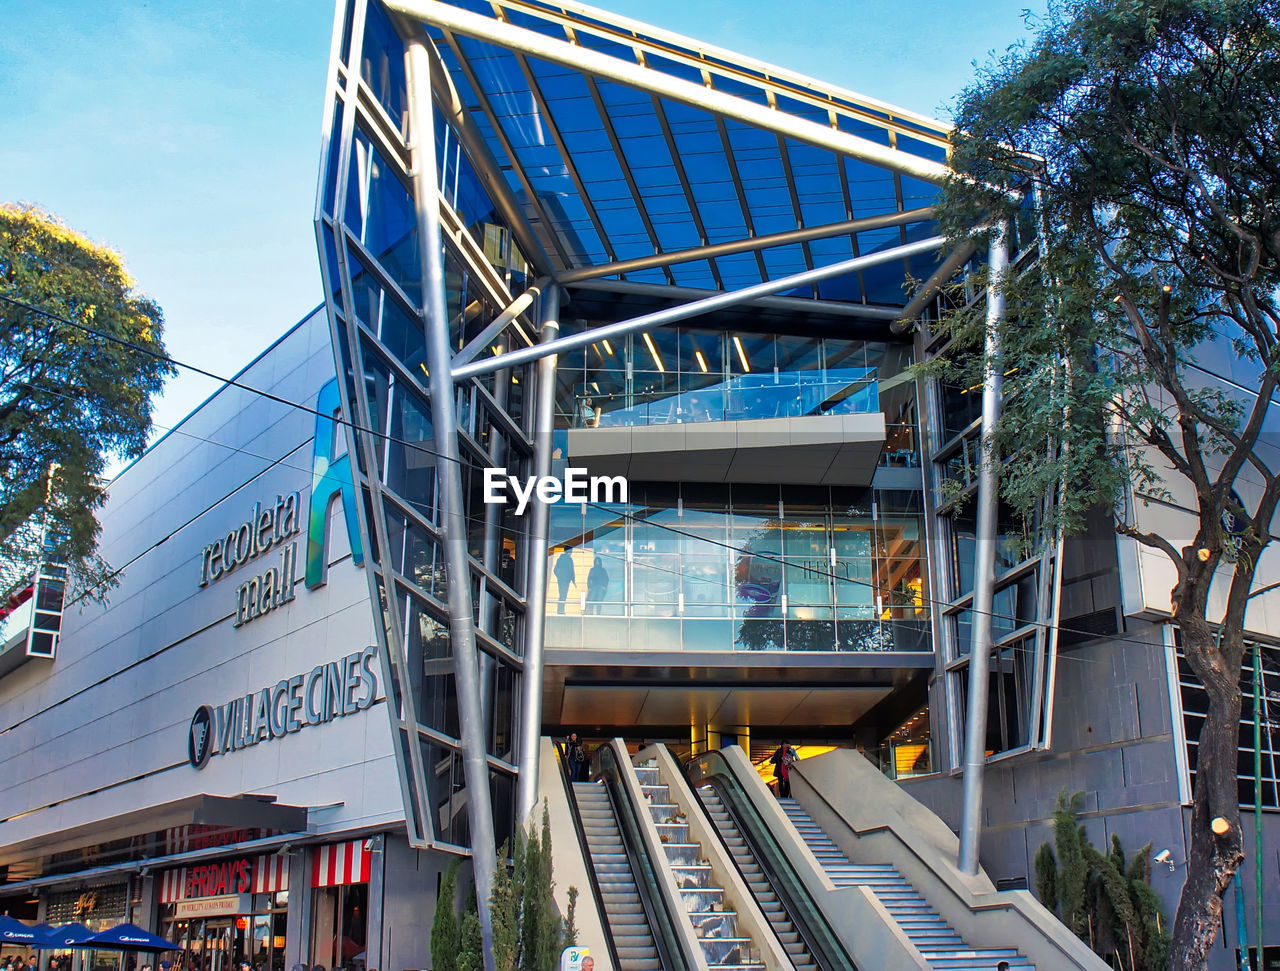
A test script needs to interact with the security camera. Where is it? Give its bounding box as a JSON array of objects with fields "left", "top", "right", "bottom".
[{"left": 1153, "top": 849, "right": 1175, "bottom": 870}]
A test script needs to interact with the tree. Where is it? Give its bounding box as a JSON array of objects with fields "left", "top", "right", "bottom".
[
  {"left": 934, "top": 1, "right": 1280, "bottom": 964},
  {"left": 0, "top": 204, "right": 173, "bottom": 603},
  {"left": 431, "top": 858, "right": 461, "bottom": 971},
  {"left": 1033, "top": 791, "right": 1171, "bottom": 970},
  {"left": 487, "top": 802, "right": 576, "bottom": 971}
]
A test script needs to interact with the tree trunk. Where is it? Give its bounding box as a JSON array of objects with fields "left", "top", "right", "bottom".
[{"left": 1170, "top": 617, "right": 1245, "bottom": 969}]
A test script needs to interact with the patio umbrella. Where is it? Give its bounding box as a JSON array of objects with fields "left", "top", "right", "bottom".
[
  {"left": 0, "top": 915, "right": 51, "bottom": 948},
  {"left": 44, "top": 923, "right": 95, "bottom": 948},
  {"left": 85, "top": 924, "right": 178, "bottom": 952}
]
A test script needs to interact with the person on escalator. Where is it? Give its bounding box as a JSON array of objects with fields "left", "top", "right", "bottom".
[
  {"left": 770, "top": 741, "right": 798, "bottom": 798},
  {"left": 565, "top": 732, "right": 590, "bottom": 781}
]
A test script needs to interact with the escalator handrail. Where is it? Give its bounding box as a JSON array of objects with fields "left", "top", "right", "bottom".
[
  {"left": 598, "top": 740, "right": 698, "bottom": 971},
  {"left": 554, "top": 741, "right": 624, "bottom": 971},
  {"left": 685, "top": 748, "right": 858, "bottom": 971}
]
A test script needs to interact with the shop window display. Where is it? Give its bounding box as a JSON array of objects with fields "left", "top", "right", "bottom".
[{"left": 309, "top": 883, "right": 368, "bottom": 971}]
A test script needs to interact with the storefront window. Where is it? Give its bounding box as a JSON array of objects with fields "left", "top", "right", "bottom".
[
  {"left": 309, "top": 883, "right": 367, "bottom": 971},
  {"left": 162, "top": 893, "right": 288, "bottom": 971}
]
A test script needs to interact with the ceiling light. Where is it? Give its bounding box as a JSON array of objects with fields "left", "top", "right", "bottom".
[
  {"left": 602, "top": 339, "right": 614, "bottom": 356},
  {"left": 733, "top": 336, "right": 750, "bottom": 372},
  {"left": 695, "top": 350, "right": 709, "bottom": 373},
  {"left": 643, "top": 332, "right": 665, "bottom": 372}
]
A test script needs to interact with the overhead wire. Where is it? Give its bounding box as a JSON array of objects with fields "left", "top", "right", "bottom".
[{"left": 0, "top": 290, "right": 1221, "bottom": 659}]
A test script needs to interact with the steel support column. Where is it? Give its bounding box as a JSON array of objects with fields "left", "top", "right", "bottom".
[
  {"left": 405, "top": 38, "right": 498, "bottom": 969},
  {"left": 957, "top": 222, "right": 1009, "bottom": 876},
  {"left": 453, "top": 235, "right": 944, "bottom": 381},
  {"left": 515, "top": 285, "right": 560, "bottom": 823}
]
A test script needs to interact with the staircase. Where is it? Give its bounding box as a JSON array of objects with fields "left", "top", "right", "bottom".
[
  {"left": 634, "top": 761, "right": 765, "bottom": 970},
  {"left": 780, "top": 798, "right": 1033, "bottom": 971},
  {"left": 697, "top": 786, "right": 818, "bottom": 971},
  {"left": 573, "top": 781, "right": 662, "bottom": 971}
]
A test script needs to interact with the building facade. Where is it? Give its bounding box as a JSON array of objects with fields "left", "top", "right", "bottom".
[{"left": 1, "top": 1, "right": 1277, "bottom": 969}]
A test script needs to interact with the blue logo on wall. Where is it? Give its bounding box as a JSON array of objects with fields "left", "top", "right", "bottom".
[{"left": 306, "top": 377, "right": 364, "bottom": 588}]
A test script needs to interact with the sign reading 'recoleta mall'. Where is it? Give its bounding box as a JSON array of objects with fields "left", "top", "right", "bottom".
[{"left": 198, "top": 493, "right": 302, "bottom": 628}]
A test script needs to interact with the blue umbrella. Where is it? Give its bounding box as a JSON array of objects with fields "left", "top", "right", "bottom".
[
  {"left": 85, "top": 924, "right": 178, "bottom": 952},
  {"left": 44, "top": 923, "right": 95, "bottom": 948},
  {"left": 0, "top": 916, "right": 51, "bottom": 948}
]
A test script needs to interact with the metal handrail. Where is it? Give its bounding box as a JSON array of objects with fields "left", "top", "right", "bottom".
[
  {"left": 685, "top": 749, "right": 857, "bottom": 971},
  {"left": 598, "top": 743, "right": 695, "bottom": 971},
  {"left": 555, "top": 741, "right": 624, "bottom": 971}
]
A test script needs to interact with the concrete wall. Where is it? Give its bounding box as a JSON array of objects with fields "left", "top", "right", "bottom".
[
  {"left": 0, "top": 308, "right": 402, "bottom": 856},
  {"left": 905, "top": 616, "right": 1280, "bottom": 969}
]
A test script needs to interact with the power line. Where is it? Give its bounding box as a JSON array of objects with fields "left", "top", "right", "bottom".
[{"left": 2, "top": 291, "right": 1189, "bottom": 657}]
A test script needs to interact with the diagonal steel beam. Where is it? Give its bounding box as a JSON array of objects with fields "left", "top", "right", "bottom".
[
  {"left": 412, "top": 24, "right": 555, "bottom": 275},
  {"left": 565, "top": 277, "right": 904, "bottom": 321},
  {"left": 435, "top": 27, "right": 574, "bottom": 269},
  {"left": 452, "top": 276, "right": 550, "bottom": 368},
  {"left": 556, "top": 207, "right": 933, "bottom": 284},
  {"left": 384, "top": 0, "right": 952, "bottom": 184},
  {"left": 892, "top": 239, "right": 979, "bottom": 333},
  {"left": 453, "top": 234, "right": 944, "bottom": 381}
]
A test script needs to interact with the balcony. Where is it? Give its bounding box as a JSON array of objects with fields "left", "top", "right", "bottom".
[{"left": 566, "top": 369, "right": 887, "bottom": 486}]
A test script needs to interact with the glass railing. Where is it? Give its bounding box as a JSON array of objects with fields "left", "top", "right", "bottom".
[
  {"left": 598, "top": 743, "right": 695, "bottom": 971},
  {"left": 685, "top": 749, "right": 857, "bottom": 971},
  {"left": 576, "top": 369, "right": 879, "bottom": 428}
]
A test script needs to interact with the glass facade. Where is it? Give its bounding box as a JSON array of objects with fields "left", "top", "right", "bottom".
[
  {"left": 317, "top": 0, "right": 983, "bottom": 854},
  {"left": 318, "top": 0, "right": 534, "bottom": 851},
  {"left": 545, "top": 483, "right": 928, "bottom": 653}
]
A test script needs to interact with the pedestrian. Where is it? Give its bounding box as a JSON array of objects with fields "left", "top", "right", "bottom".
[
  {"left": 770, "top": 740, "right": 798, "bottom": 798},
  {"left": 554, "top": 549, "right": 576, "bottom": 614},
  {"left": 585, "top": 556, "right": 609, "bottom": 614},
  {"left": 565, "top": 731, "right": 590, "bottom": 781}
]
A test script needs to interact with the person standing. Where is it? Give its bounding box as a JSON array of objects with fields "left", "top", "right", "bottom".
[
  {"left": 554, "top": 549, "right": 576, "bottom": 614},
  {"left": 585, "top": 556, "right": 609, "bottom": 614},
  {"left": 770, "top": 741, "right": 798, "bottom": 798},
  {"left": 565, "top": 732, "right": 590, "bottom": 781}
]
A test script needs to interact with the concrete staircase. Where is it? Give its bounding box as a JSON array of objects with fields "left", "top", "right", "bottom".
[
  {"left": 634, "top": 761, "right": 765, "bottom": 970},
  {"left": 573, "top": 781, "right": 662, "bottom": 971},
  {"left": 780, "top": 798, "right": 1034, "bottom": 971},
  {"left": 697, "top": 786, "right": 818, "bottom": 971}
]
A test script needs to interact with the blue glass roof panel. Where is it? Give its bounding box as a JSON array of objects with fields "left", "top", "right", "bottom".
[
  {"left": 900, "top": 175, "right": 941, "bottom": 211},
  {"left": 844, "top": 157, "right": 900, "bottom": 217},
  {"left": 775, "top": 94, "right": 829, "bottom": 126},
  {"left": 897, "top": 134, "right": 949, "bottom": 165},
  {"left": 667, "top": 260, "right": 717, "bottom": 289},
  {"left": 643, "top": 51, "right": 706, "bottom": 85},
  {"left": 503, "top": 7, "right": 574, "bottom": 40},
  {"left": 708, "top": 72, "right": 771, "bottom": 106},
  {"left": 423, "top": 1, "right": 955, "bottom": 297},
  {"left": 784, "top": 140, "right": 848, "bottom": 227}
]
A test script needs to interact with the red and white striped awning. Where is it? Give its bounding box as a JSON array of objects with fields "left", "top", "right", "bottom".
[
  {"left": 311, "top": 840, "right": 372, "bottom": 887},
  {"left": 157, "top": 854, "right": 290, "bottom": 904}
]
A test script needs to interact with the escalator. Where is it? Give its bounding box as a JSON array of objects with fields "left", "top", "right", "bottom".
[
  {"left": 557, "top": 739, "right": 696, "bottom": 971},
  {"left": 560, "top": 740, "right": 801, "bottom": 970},
  {"left": 686, "top": 744, "right": 1109, "bottom": 971}
]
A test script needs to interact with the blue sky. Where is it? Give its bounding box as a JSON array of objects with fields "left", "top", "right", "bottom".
[{"left": 0, "top": 0, "right": 1044, "bottom": 442}]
